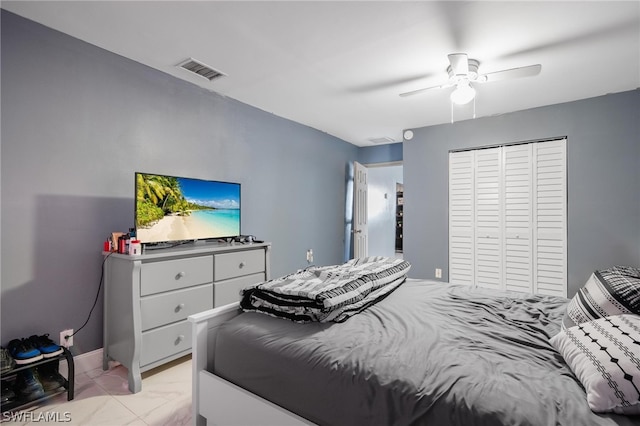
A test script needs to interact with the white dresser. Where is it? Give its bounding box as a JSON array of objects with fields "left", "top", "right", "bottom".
[{"left": 102, "top": 242, "right": 271, "bottom": 393}]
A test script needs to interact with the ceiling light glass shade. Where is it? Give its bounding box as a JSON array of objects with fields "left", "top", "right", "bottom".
[{"left": 450, "top": 81, "right": 476, "bottom": 105}]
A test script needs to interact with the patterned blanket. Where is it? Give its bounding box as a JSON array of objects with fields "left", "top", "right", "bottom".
[{"left": 240, "top": 256, "right": 411, "bottom": 322}]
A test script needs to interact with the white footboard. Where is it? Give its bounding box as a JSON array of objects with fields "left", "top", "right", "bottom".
[{"left": 188, "top": 304, "right": 313, "bottom": 426}]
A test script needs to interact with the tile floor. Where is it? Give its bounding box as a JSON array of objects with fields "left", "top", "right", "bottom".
[{"left": 2, "top": 355, "right": 192, "bottom": 425}]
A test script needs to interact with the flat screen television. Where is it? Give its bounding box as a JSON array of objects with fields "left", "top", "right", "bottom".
[{"left": 135, "top": 172, "right": 241, "bottom": 245}]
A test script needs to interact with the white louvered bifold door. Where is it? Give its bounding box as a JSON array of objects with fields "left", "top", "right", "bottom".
[
  {"left": 503, "top": 144, "right": 533, "bottom": 293},
  {"left": 474, "top": 148, "right": 502, "bottom": 290},
  {"left": 533, "top": 139, "right": 567, "bottom": 296},
  {"left": 448, "top": 151, "right": 475, "bottom": 286},
  {"left": 448, "top": 139, "right": 566, "bottom": 296}
]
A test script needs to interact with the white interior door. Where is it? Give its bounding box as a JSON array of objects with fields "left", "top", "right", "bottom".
[
  {"left": 448, "top": 139, "right": 566, "bottom": 296},
  {"left": 449, "top": 151, "right": 475, "bottom": 285},
  {"left": 474, "top": 147, "right": 502, "bottom": 290},
  {"left": 503, "top": 144, "right": 533, "bottom": 292},
  {"left": 533, "top": 139, "right": 567, "bottom": 296},
  {"left": 353, "top": 161, "right": 368, "bottom": 258}
]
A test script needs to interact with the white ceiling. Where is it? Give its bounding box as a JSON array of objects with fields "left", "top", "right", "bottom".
[{"left": 3, "top": 1, "right": 639, "bottom": 146}]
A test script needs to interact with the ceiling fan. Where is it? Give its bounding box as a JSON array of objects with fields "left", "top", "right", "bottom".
[{"left": 399, "top": 53, "right": 542, "bottom": 105}]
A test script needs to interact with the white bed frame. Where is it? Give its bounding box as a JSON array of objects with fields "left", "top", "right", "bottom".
[{"left": 189, "top": 303, "right": 315, "bottom": 426}]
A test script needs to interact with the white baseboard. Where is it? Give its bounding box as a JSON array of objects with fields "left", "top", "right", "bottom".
[{"left": 59, "top": 348, "right": 107, "bottom": 377}]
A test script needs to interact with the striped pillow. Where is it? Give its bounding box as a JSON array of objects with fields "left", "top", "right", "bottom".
[
  {"left": 563, "top": 266, "right": 640, "bottom": 329},
  {"left": 550, "top": 314, "right": 640, "bottom": 414}
]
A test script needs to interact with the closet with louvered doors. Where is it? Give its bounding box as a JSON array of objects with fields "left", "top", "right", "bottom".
[{"left": 448, "top": 138, "right": 567, "bottom": 297}]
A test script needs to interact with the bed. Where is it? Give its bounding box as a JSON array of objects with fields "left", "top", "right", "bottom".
[{"left": 189, "top": 262, "right": 640, "bottom": 426}]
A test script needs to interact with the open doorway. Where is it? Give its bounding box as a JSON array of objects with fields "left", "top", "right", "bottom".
[{"left": 366, "top": 163, "right": 403, "bottom": 258}]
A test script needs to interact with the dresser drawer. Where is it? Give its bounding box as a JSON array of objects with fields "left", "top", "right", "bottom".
[
  {"left": 140, "top": 284, "right": 213, "bottom": 331},
  {"left": 140, "top": 256, "right": 213, "bottom": 296},
  {"left": 214, "top": 272, "right": 265, "bottom": 307},
  {"left": 140, "top": 320, "right": 191, "bottom": 367},
  {"left": 214, "top": 249, "right": 265, "bottom": 281}
]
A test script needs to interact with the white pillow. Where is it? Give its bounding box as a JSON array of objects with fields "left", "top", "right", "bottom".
[{"left": 550, "top": 314, "right": 640, "bottom": 415}]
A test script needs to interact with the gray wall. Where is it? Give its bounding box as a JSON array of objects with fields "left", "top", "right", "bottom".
[
  {"left": 404, "top": 89, "right": 640, "bottom": 298},
  {"left": 359, "top": 142, "right": 403, "bottom": 164},
  {"left": 1, "top": 11, "right": 358, "bottom": 352}
]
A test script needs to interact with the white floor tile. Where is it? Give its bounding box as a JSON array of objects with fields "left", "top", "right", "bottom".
[{"left": 2, "top": 357, "right": 192, "bottom": 426}]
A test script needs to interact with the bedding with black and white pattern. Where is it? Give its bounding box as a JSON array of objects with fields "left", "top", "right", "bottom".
[
  {"left": 240, "top": 256, "right": 410, "bottom": 322},
  {"left": 563, "top": 266, "right": 640, "bottom": 329},
  {"left": 550, "top": 314, "right": 640, "bottom": 415}
]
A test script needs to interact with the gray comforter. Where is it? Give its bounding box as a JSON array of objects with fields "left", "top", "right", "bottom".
[{"left": 214, "top": 279, "right": 638, "bottom": 426}]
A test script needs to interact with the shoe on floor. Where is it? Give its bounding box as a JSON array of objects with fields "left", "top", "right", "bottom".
[
  {"left": 28, "top": 334, "right": 63, "bottom": 358},
  {"left": 15, "top": 368, "right": 45, "bottom": 400},
  {"left": 0, "top": 347, "right": 16, "bottom": 373},
  {"left": 37, "top": 362, "right": 66, "bottom": 392},
  {"left": 7, "top": 338, "right": 43, "bottom": 364},
  {"left": 38, "top": 371, "right": 65, "bottom": 392},
  {"left": 1, "top": 380, "right": 16, "bottom": 403}
]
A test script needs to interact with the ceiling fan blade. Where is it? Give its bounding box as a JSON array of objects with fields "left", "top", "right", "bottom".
[
  {"left": 448, "top": 53, "right": 469, "bottom": 76},
  {"left": 399, "top": 82, "right": 454, "bottom": 98},
  {"left": 479, "top": 64, "right": 541, "bottom": 83}
]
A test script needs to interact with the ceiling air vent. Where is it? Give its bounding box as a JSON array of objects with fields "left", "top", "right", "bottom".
[
  {"left": 178, "top": 58, "right": 226, "bottom": 82},
  {"left": 368, "top": 136, "right": 396, "bottom": 144}
]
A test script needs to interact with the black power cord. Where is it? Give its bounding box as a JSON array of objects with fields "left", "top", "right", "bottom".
[{"left": 65, "top": 252, "right": 113, "bottom": 342}]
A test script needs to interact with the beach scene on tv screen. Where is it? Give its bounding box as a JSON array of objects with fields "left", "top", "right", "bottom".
[{"left": 136, "top": 174, "right": 240, "bottom": 243}]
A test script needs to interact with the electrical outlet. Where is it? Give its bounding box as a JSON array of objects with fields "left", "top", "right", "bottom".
[
  {"left": 60, "top": 329, "right": 73, "bottom": 348},
  {"left": 306, "top": 249, "right": 314, "bottom": 263},
  {"left": 435, "top": 268, "right": 442, "bottom": 279}
]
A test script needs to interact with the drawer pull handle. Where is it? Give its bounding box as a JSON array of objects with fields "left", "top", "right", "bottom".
[
  {"left": 176, "top": 271, "right": 186, "bottom": 279},
  {"left": 175, "top": 335, "right": 185, "bottom": 345},
  {"left": 239, "top": 262, "right": 246, "bottom": 269},
  {"left": 175, "top": 303, "right": 185, "bottom": 312}
]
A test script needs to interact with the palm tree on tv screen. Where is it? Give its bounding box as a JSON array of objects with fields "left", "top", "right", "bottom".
[{"left": 136, "top": 174, "right": 188, "bottom": 226}]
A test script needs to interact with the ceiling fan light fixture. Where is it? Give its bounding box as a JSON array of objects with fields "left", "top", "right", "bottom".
[{"left": 450, "top": 81, "right": 476, "bottom": 105}]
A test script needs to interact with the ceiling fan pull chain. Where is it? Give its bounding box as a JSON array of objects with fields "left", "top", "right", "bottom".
[
  {"left": 450, "top": 100, "right": 454, "bottom": 124},
  {"left": 473, "top": 96, "right": 476, "bottom": 119}
]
